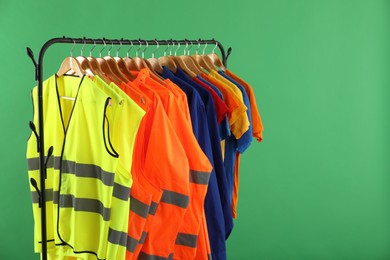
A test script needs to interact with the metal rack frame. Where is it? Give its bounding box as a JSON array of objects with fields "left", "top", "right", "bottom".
[{"left": 26, "top": 36, "right": 231, "bottom": 260}]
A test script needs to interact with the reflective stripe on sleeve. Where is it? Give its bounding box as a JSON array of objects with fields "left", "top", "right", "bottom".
[
  {"left": 161, "top": 190, "right": 189, "bottom": 209},
  {"left": 130, "top": 196, "right": 150, "bottom": 218},
  {"left": 189, "top": 170, "right": 210, "bottom": 185},
  {"left": 175, "top": 233, "right": 198, "bottom": 248}
]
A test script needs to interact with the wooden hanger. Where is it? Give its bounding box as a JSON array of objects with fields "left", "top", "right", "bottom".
[
  {"left": 176, "top": 40, "right": 203, "bottom": 76},
  {"left": 172, "top": 56, "right": 196, "bottom": 78},
  {"left": 96, "top": 39, "right": 122, "bottom": 85},
  {"left": 82, "top": 39, "right": 111, "bottom": 84},
  {"left": 75, "top": 39, "right": 98, "bottom": 77},
  {"left": 127, "top": 40, "right": 148, "bottom": 71},
  {"left": 104, "top": 40, "right": 132, "bottom": 83},
  {"left": 191, "top": 54, "right": 214, "bottom": 73},
  {"left": 208, "top": 52, "right": 226, "bottom": 71},
  {"left": 158, "top": 56, "right": 177, "bottom": 73},
  {"left": 76, "top": 56, "right": 96, "bottom": 76},
  {"left": 207, "top": 42, "right": 226, "bottom": 71},
  {"left": 105, "top": 56, "right": 130, "bottom": 83},
  {"left": 142, "top": 40, "right": 166, "bottom": 83},
  {"left": 157, "top": 40, "right": 177, "bottom": 73},
  {"left": 109, "top": 39, "right": 136, "bottom": 81},
  {"left": 191, "top": 41, "right": 217, "bottom": 73},
  {"left": 114, "top": 56, "right": 136, "bottom": 81},
  {"left": 134, "top": 40, "right": 166, "bottom": 84},
  {"left": 144, "top": 61, "right": 166, "bottom": 84},
  {"left": 123, "top": 40, "right": 140, "bottom": 71},
  {"left": 178, "top": 55, "right": 203, "bottom": 76},
  {"left": 146, "top": 40, "right": 163, "bottom": 75},
  {"left": 146, "top": 58, "right": 163, "bottom": 75},
  {"left": 56, "top": 56, "right": 85, "bottom": 77},
  {"left": 86, "top": 57, "right": 111, "bottom": 84}
]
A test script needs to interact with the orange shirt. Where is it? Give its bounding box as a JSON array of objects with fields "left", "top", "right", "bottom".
[
  {"left": 129, "top": 73, "right": 191, "bottom": 259},
  {"left": 165, "top": 79, "right": 192, "bottom": 126},
  {"left": 225, "top": 69, "right": 263, "bottom": 141},
  {"left": 208, "top": 70, "right": 250, "bottom": 139},
  {"left": 201, "top": 73, "right": 248, "bottom": 139},
  {"left": 225, "top": 70, "right": 264, "bottom": 218},
  {"left": 133, "top": 69, "right": 213, "bottom": 259},
  {"left": 121, "top": 77, "right": 190, "bottom": 259},
  {"left": 117, "top": 82, "right": 164, "bottom": 260}
]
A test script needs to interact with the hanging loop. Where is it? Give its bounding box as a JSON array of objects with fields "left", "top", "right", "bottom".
[
  {"left": 142, "top": 39, "right": 149, "bottom": 59},
  {"left": 163, "top": 40, "right": 170, "bottom": 56},
  {"left": 186, "top": 39, "right": 193, "bottom": 55},
  {"left": 70, "top": 39, "right": 76, "bottom": 57},
  {"left": 195, "top": 39, "right": 201, "bottom": 55},
  {"left": 170, "top": 39, "right": 175, "bottom": 56},
  {"left": 152, "top": 39, "right": 159, "bottom": 58},
  {"left": 212, "top": 42, "right": 218, "bottom": 54},
  {"left": 183, "top": 40, "right": 188, "bottom": 55},
  {"left": 90, "top": 39, "right": 96, "bottom": 57},
  {"left": 126, "top": 40, "right": 133, "bottom": 58},
  {"left": 107, "top": 39, "right": 114, "bottom": 56},
  {"left": 116, "top": 38, "right": 123, "bottom": 57},
  {"left": 136, "top": 39, "right": 142, "bottom": 57},
  {"left": 202, "top": 42, "right": 208, "bottom": 55},
  {"left": 175, "top": 41, "right": 180, "bottom": 56},
  {"left": 99, "top": 38, "right": 106, "bottom": 58},
  {"left": 81, "top": 37, "right": 86, "bottom": 56}
]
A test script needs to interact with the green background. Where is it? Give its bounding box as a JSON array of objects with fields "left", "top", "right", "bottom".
[{"left": 1, "top": 0, "right": 389, "bottom": 259}]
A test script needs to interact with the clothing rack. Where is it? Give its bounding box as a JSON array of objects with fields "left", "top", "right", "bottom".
[{"left": 26, "top": 36, "right": 231, "bottom": 260}]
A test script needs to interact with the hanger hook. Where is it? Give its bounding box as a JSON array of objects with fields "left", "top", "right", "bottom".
[
  {"left": 80, "top": 37, "right": 86, "bottom": 56},
  {"left": 152, "top": 39, "right": 159, "bottom": 58},
  {"left": 126, "top": 40, "right": 133, "bottom": 58},
  {"left": 90, "top": 39, "right": 96, "bottom": 57},
  {"left": 100, "top": 38, "right": 106, "bottom": 58},
  {"left": 163, "top": 40, "right": 170, "bottom": 56},
  {"left": 136, "top": 39, "right": 142, "bottom": 57},
  {"left": 187, "top": 39, "right": 193, "bottom": 56},
  {"left": 195, "top": 39, "right": 201, "bottom": 55},
  {"left": 116, "top": 38, "right": 123, "bottom": 57},
  {"left": 107, "top": 39, "right": 114, "bottom": 56},
  {"left": 183, "top": 40, "right": 188, "bottom": 55},
  {"left": 70, "top": 39, "right": 76, "bottom": 57},
  {"left": 175, "top": 41, "right": 180, "bottom": 56},
  {"left": 170, "top": 39, "right": 175, "bottom": 56},
  {"left": 212, "top": 42, "right": 218, "bottom": 54},
  {"left": 142, "top": 40, "right": 149, "bottom": 59},
  {"left": 202, "top": 42, "right": 208, "bottom": 55}
]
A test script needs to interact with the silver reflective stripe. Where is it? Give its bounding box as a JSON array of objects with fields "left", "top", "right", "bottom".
[
  {"left": 126, "top": 235, "right": 138, "bottom": 253},
  {"left": 139, "top": 231, "right": 147, "bottom": 244},
  {"left": 53, "top": 191, "right": 59, "bottom": 204},
  {"left": 31, "top": 189, "right": 53, "bottom": 203},
  {"left": 208, "top": 253, "right": 212, "bottom": 259},
  {"left": 27, "top": 157, "right": 40, "bottom": 171},
  {"left": 167, "top": 253, "right": 173, "bottom": 260},
  {"left": 113, "top": 183, "right": 130, "bottom": 201},
  {"left": 59, "top": 195, "right": 110, "bottom": 221},
  {"left": 62, "top": 160, "right": 115, "bottom": 186},
  {"left": 108, "top": 228, "right": 127, "bottom": 247},
  {"left": 138, "top": 252, "right": 170, "bottom": 260},
  {"left": 161, "top": 190, "right": 189, "bottom": 209},
  {"left": 130, "top": 196, "right": 150, "bottom": 218},
  {"left": 189, "top": 170, "right": 210, "bottom": 185},
  {"left": 27, "top": 156, "right": 61, "bottom": 171},
  {"left": 149, "top": 202, "right": 158, "bottom": 215},
  {"left": 175, "top": 233, "right": 198, "bottom": 248}
]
